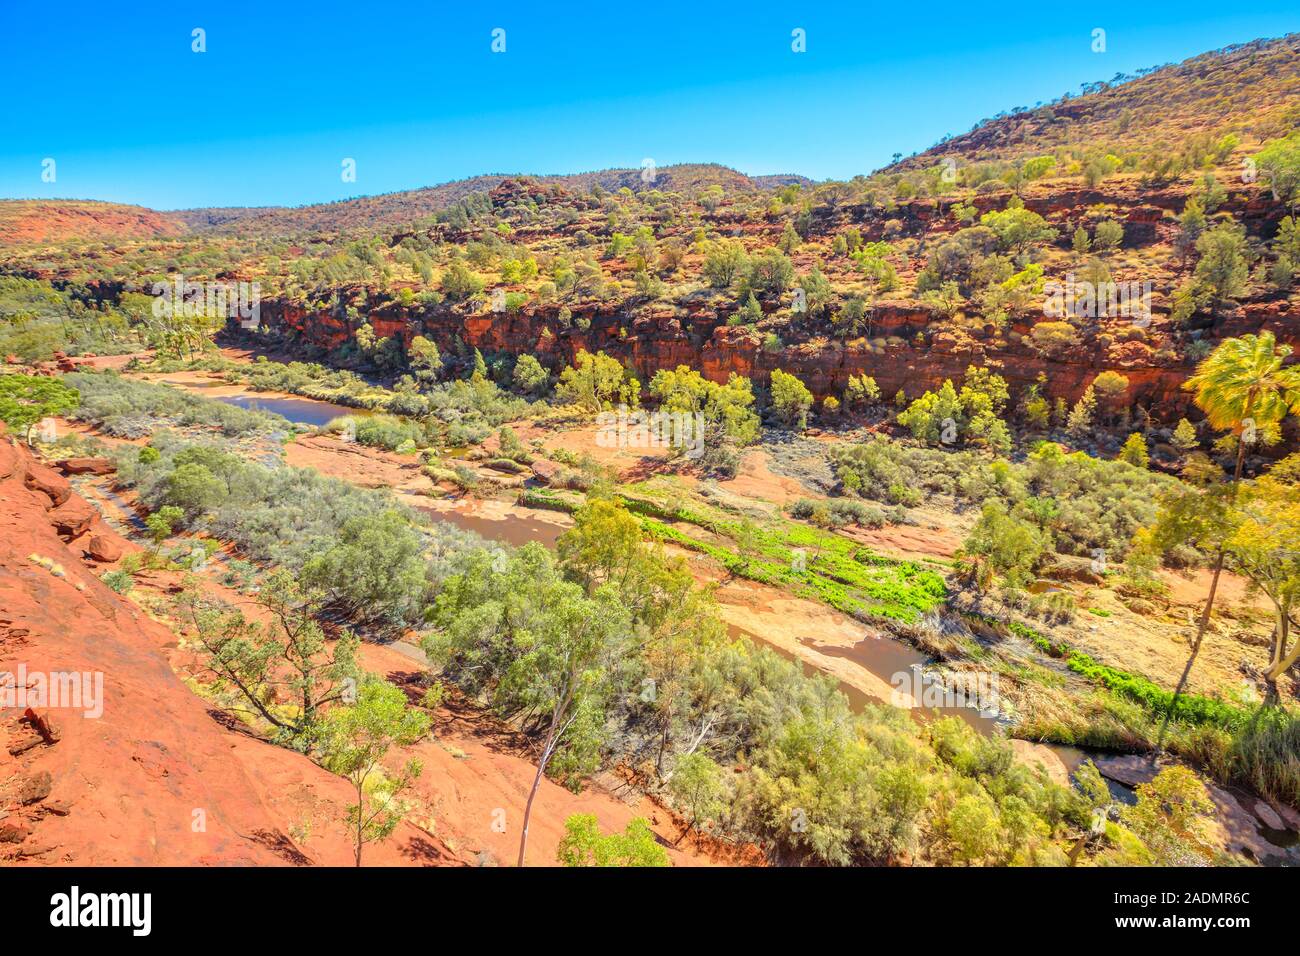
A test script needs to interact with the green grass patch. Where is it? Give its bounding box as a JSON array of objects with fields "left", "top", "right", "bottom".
[
  {"left": 986, "top": 614, "right": 1249, "bottom": 733},
  {"left": 637, "top": 514, "right": 946, "bottom": 625},
  {"left": 1063, "top": 650, "right": 1249, "bottom": 731}
]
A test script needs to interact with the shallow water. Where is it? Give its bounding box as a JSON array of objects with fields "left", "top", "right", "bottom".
[
  {"left": 152, "top": 375, "right": 369, "bottom": 428},
  {"left": 408, "top": 499, "right": 565, "bottom": 549},
  {"left": 213, "top": 393, "right": 363, "bottom": 427},
  {"left": 725, "top": 623, "right": 1001, "bottom": 734},
  {"left": 798, "top": 634, "right": 1002, "bottom": 735}
]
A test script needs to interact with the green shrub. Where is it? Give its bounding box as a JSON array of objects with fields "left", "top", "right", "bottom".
[{"left": 102, "top": 570, "right": 133, "bottom": 594}]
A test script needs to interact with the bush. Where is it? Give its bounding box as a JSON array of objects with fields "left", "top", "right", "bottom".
[
  {"left": 830, "top": 438, "right": 1173, "bottom": 558},
  {"left": 102, "top": 570, "right": 133, "bottom": 594},
  {"left": 302, "top": 510, "right": 430, "bottom": 628},
  {"left": 113, "top": 435, "right": 481, "bottom": 627},
  {"left": 511, "top": 354, "right": 549, "bottom": 395},
  {"left": 790, "top": 497, "right": 885, "bottom": 529},
  {"left": 769, "top": 369, "right": 812, "bottom": 430},
  {"left": 556, "top": 815, "right": 669, "bottom": 867},
  {"left": 1228, "top": 708, "right": 1300, "bottom": 809},
  {"left": 961, "top": 501, "right": 1049, "bottom": 586},
  {"left": 328, "top": 414, "right": 427, "bottom": 452},
  {"left": 161, "top": 462, "right": 229, "bottom": 519},
  {"left": 555, "top": 350, "right": 641, "bottom": 411},
  {"left": 65, "top": 371, "right": 287, "bottom": 438}
]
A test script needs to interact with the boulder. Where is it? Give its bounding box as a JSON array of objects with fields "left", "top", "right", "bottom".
[
  {"left": 6, "top": 726, "right": 44, "bottom": 756},
  {"left": 48, "top": 497, "right": 96, "bottom": 539},
  {"left": 24, "top": 462, "right": 71, "bottom": 508},
  {"left": 0, "top": 820, "right": 30, "bottom": 844},
  {"left": 1254, "top": 800, "right": 1286, "bottom": 831},
  {"left": 22, "top": 708, "right": 60, "bottom": 745},
  {"left": 530, "top": 457, "right": 562, "bottom": 484},
  {"left": 15, "top": 770, "right": 52, "bottom": 806},
  {"left": 85, "top": 532, "right": 123, "bottom": 563},
  {"left": 1041, "top": 556, "right": 1106, "bottom": 586},
  {"left": 0, "top": 440, "right": 21, "bottom": 481},
  {"left": 56, "top": 457, "right": 115, "bottom": 476}
]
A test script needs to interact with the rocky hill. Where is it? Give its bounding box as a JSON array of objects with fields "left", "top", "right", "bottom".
[
  {"left": 0, "top": 165, "right": 813, "bottom": 248},
  {"left": 904, "top": 33, "right": 1300, "bottom": 168},
  {"left": 0, "top": 200, "right": 187, "bottom": 247}
]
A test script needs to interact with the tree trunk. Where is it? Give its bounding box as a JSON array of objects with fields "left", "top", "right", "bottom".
[
  {"left": 1153, "top": 436, "right": 1248, "bottom": 760},
  {"left": 1067, "top": 833, "right": 1089, "bottom": 866},
  {"left": 517, "top": 725, "right": 558, "bottom": 868},
  {"left": 655, "top": 702, "right": 673, "bottom": 776},
  {"left": 1263, "top": 615, "right": 1297, "bottom": 684},
  {"left": 1152, "top": 548, "right": 1224, "bottom": 759},
  {"left": 354, "top": 779, "right": 364, "bottom": 867}
]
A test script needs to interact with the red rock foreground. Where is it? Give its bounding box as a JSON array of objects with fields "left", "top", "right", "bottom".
[
  {"left": 0, "top": 428, "right": 466, "bottom": 866},
  {"left": 0, "top": 428, "right": 738, "bottom": 867}
]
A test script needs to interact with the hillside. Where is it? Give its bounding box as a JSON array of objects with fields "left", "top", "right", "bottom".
[
  {"left": 905, "top": 33, "right": 1300, "bottom": 168},
  {"left": 0, "top": 166, "right": 810, "bottom": 249},
  {"left": 174, "top": 164, "right": 811, "bottom": 237},
  {"left": 0, "top": 199, "right": 187, "bottom": 247},
  {"left": 0, "top": 432, "right": 465, "bottom": 865}
]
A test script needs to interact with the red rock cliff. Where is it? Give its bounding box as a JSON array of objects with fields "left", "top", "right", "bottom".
[{"left": 248, "top": 294, "right": 1299, "bottom": 422}]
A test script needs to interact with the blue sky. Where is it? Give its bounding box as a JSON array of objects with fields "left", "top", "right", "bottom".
[{"left": 2, "top": 1, "right": 1297, "bottom": 210}]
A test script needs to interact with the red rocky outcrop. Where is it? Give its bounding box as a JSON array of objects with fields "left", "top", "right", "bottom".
[
  {"left": 0, "top": 430, "right": 465, "bottom": 866},
  {"left": 47, "top": 497, "right": 96, "bottom": 539},
  {"left": 55, "top": 457, "right": 115, "bottom": 476},
  {"left": 253, "top": 297, "right": 1238, "bottom": 420},
  {"left": 84, "top": 530, "right": 124, "bottom": 563},
  {"left": 23, "top": 462, "right": 71, "bottom": 508}
]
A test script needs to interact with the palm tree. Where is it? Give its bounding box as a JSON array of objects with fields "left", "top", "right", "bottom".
[{"left": 1155, "top": 333, "right": 1300, "bottom": 755}]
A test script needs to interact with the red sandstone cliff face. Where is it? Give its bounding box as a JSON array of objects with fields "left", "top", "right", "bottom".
[
  {"left": 247, "top": 292, "right": 1299, "bottom": 422},
  {"left": 0, "top": 431, "right": 464, "bottom": 866}
]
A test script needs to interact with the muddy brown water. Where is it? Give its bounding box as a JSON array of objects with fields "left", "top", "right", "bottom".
[
  {"left": 728, "top": 622, "right": 1143, "bottom": 803},
  {"left": 725, "top": 623, "right": 1000, "bottom": 736},
  {"left": 413, "top": 496, "right": 1007, "bottom": 741},
  {"left": 410, "top": 496, "right": 996, "bottom": 736},
  {"left": 407, "top": 485, "right": 1033, "bottom": 746},
  {"left": 408, "top": 499, "right": 566, "bottom": 550}
]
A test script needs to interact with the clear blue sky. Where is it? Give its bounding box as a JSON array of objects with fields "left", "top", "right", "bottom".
[{"left": 2, "top": 1, "right": 1296, "bottom": 210}]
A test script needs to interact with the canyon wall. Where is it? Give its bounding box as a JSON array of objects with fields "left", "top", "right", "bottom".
[{"left": 248, "top": 294, "right": 1298, "bottom": 423}]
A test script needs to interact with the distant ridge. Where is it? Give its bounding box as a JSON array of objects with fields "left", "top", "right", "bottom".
[
  {"left": 899, "top": 32, "right": 1300, "bottom": 169},
  {"left": 0, "top": 199, "right": 185, "bottom": 246},
  {"left": 0, "top": 164, "right": 813, "bottom": 246},
  {"left": 171, "top": 164, "right": 813, "bottom": 236}
]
